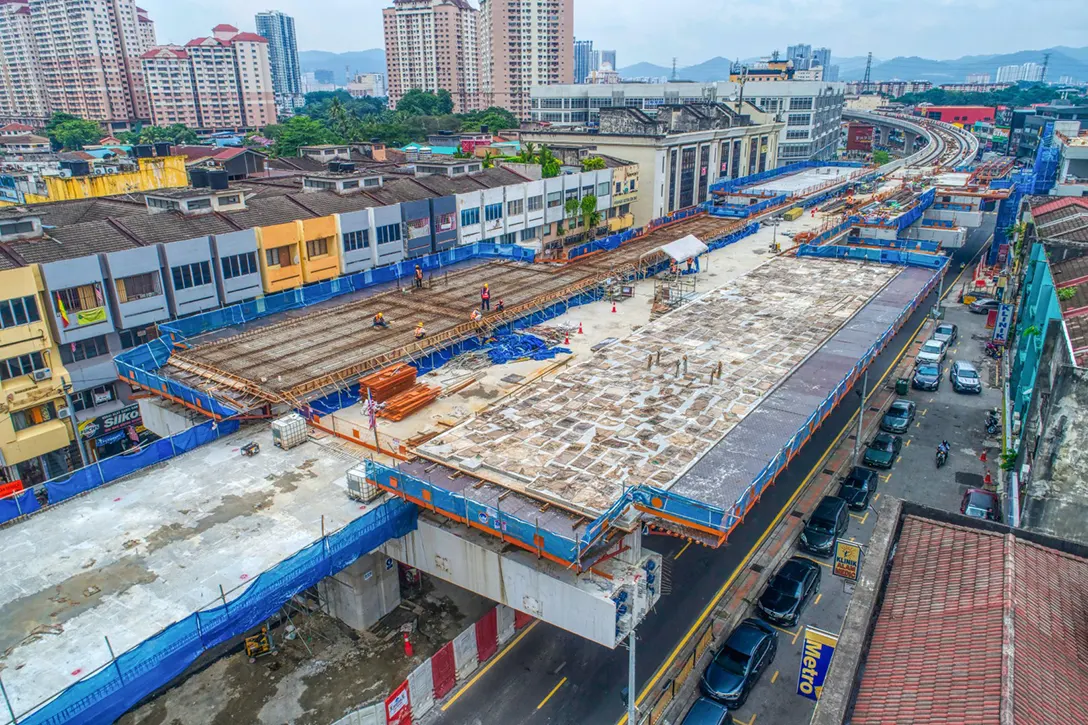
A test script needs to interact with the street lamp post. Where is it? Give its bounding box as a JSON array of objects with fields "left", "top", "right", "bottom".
[
  {"left": 853, "top": 370, "right": 868, "bottom": 462},
  {"left": 627, "top": 629, "right": 637, "bottom": 725}
]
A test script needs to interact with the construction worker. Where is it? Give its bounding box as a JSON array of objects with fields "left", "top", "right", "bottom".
[
  {"left": 686, "top": 257, "right": 694, "bottom": 274},
  {"left": 373, "top": 311, "right": 389, "bottom": 328},
  {"left": 669, "top": 260, "right": 678, "bottom": 276},
  {"left": 414, "top": 321, "right": 426, "bottom": 340},
  {"left": 414, "top": 264, "right": 424, "bottom": 289},
  {"left": 470, "top": 308, "right": 482, "bottom": 323},
  {"left": 480, "top": 283, "right": 491, "bottom": 311},
  {"left": 496, "top": 298, "right": 505, "bottom": 313}
]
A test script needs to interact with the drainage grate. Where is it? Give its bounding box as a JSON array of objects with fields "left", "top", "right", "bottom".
[
  {"left": 789, "top": 510, "right": 804, "bottom": 519},
  {"left": 955, "top": 471, "right": 985, "bottom": 488},
  {"left": 822, "top": 468, "right": 835, "bottom": 476},
  {"left": 750, "top": 563, "right": 765, "bottom": 574}
]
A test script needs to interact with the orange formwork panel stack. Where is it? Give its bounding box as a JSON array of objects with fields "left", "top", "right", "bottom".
[
  {"left": 377, "top": 384, "right": 442, "bottom": 421},
  {"left": 360, "top": 363, "right": 417, "bottom": 402}
]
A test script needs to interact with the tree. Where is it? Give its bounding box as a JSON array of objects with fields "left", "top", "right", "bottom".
[
  {"left": 138, "top": 124, "right": 198, "bottom": 144},
  {"left": 266, "top": 115, "right": 333, "bottom": 157},
  {"left": 536, "top": 145, "right": 560, "bottom": 178},
  {"left": 43, "top": 113, "right": 103, "bottom": 150},
  {"left": 580, "top": 194, "right": 599, "bottom": 230},
  {"left": 459, "top": 106, "right": 517, "bottom": 133},
  {"left": 564, "top": 197, "right": 580, "bottom": 225},
  {"left": 436, "top": 89, "right": 454, "bottom": 115},
  {"left": 396, "top": 89, "right": 451, "bottom": 116},
  {"left": 581, "top": 156, "right": 606, "bottom": 171},
  {"left": 872, "top": 150, "right": 891, "bottom": 165}
]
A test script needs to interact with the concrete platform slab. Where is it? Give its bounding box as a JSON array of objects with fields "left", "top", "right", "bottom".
[
  {"left": 0, "top": 427, "right": 365, "bottom": 719},
  {"left": 417, "top": 257, "right": 903, "bottom": 515},
  {"left": 743, "top": 166, "right": 856, "bottom": 195}
]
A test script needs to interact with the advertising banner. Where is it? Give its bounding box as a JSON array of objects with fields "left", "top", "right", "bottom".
[
  {"left": 832, "top": 541, "right": 863, "bottom": 581},
  {"left": 76, "top": 306, "right": 108, "bottom": 326},
  {"left": 993, "top": 303, "right": 1013, "bottom": 344},
  {"left": 797, "top": 627, "right": 839, "bottom": 701}
]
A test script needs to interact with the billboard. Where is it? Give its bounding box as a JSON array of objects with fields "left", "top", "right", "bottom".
[
  {"left": 797, "top": 627, "right": 839, "bottom": 701},
  {"left": 832, "top": 541, "right": 863, "bottom": 581}
]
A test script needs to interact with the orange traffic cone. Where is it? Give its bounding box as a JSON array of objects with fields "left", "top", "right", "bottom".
[
  {"left": 564, "top": 334, "right": 570, "bottom": 345},
  {"left": 980, "top": 450, "right": 987, "bottom": 463},
  {"left": 611, "top": 303, "right": 617, "bottom": 313},
  {"left": 578, "top": 322, "right": 584, "bottom": 334},
  {"left": 984, "top": 471, "right": 992, "bottom": 487}
]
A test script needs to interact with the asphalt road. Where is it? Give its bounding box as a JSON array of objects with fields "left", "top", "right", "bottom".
[{"left": 429, "top": 220, "right": 995, "bottom": 725}]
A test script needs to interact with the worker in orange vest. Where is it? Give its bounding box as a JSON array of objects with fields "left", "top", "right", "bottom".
[
  {"left": 414, "top": 321, "right": 426, "bottom": 339},
  {"left": 414, "top": 265, "right": 424, "bottom": 289},
  {"left": 686, "top": 257, "right": 694, "bottom": 273},
  {"left": 480, "top": 283, "right": 491, "bottom": 311},
  {"left": 373, "top": 311, "right": 389, "bottom": 328},
  {"left": 470, "top": 309, "right": 482, "bottom": 323},
  {"left": 496, "top": 298, "right": 505, "bottom": 313}
]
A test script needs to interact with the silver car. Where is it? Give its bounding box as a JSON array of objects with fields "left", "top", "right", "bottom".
[
  {"left": 932, "top": 322, "right": 958, "bottom": 346},
  {"left": 915, "top": 338, "right": 947, "bottom": 366},
  {"left": 950, "top": 360, "right": 982, "bottom": 393}
]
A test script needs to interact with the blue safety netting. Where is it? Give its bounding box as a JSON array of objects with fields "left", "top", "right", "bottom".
[
  {"left": 706, "top": 193, "right": 788, "bottom": 218},
  {"left": 19, "top": 498, "right": 417, "bottom": 725},
  {"left": 486, "top": 333, "right": 570, "bottom": 364},
  {"left": 797, "top": 243, "right": 948, "bottom": 270},
  {"left": 114, "top": 338, "right": 239, "bottom": 419},
  {"left": 0, "top": 488, "right": 40, "bottom": 522}
]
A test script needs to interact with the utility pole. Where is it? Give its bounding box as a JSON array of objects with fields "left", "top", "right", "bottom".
[
  {"left": 863, "top": 52, "right": 873, "bottom": 88},
  {"left": 1041, "top": 52, "right": 1051, "bottom": 83},
  {"left": 853, "top": 369, "right": 868, "bottom": 462},
  {"left": 627, "top": 629, "right": 637, "bottom": 725},
  {"left": 670, "top": 57, "right": 678, "bottom": 82}
]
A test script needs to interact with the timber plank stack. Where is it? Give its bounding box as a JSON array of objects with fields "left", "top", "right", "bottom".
[
  {"left": 360, "top": 363, "right": 417, "bottom": 402},
  {"left": 378, "top": 384, "right": 442, "bottom": 421}
]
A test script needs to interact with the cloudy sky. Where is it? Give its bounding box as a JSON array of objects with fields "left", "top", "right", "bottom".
[{"left": 139, "top": 0, "right": 1088, "bottom": 65}]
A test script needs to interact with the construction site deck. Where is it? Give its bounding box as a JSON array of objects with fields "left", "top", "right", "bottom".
[
  {"left": 166, "top": 214, "right": 744, "bottom": 410},
  {"left": 416, "top": 255, "right": 913, "bottom": 516}
]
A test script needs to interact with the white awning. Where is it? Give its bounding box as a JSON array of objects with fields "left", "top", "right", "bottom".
[{"left": 656, "top": 234, "right": 709, "bottom": 262}]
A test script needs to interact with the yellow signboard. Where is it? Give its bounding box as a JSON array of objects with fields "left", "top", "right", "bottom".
[
  {"left": 76, "top": 306, "right": 107, "bottom": 326},
  {"left": 832, "top": 540, "right": 863, "bottom": 581}
]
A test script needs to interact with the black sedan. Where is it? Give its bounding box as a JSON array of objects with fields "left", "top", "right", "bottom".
[
  {"left": 863, "top": 432, "right": 902, "bottom": 469},
  {"left": 757, "top": 557, "right": 821, "bottom": 627},
  {"left": 912, "top": 362, "right": 942, "bottom": 391},
  {"left": 837, "top": 466, "right": 879, "bottom": 510},
  {"left": 880, "top": 399, "right": 916, "bottom": 434},
  {"left": 701, "top": 618, "right": 778, "bottom": 709}
]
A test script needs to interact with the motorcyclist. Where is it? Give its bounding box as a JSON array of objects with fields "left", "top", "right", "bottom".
[{"left": 937, "top": 440, "right": 950, "bottom": 461}]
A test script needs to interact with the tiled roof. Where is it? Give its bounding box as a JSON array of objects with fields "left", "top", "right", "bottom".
[
  {"left": 287, "top": 191, "right": 380, "bottom": 217},
  {"left": 13, "top": 221, "right": 139, "bottom": 264},
  {"left": 229, "top": 32, "right": 267, "bottom": 43},
  {"left": 109, "top": 212, "right": 239, "bottom": 247},
  {"left": 220, "top": 195, "right": 315, "bottom": 229},
  {"left": 1030, "top": 196, "right": 1088, "bottom": 243},
  {"left": 211, "top": 24, "right": 238, "bottom": 31},
  {"left": 851, "top": 516, "right": 1088, "bottom": 725},
  {"left": 0, "top": 123, "right": 33, "bottom": 132},
  {"left": 362, "top": 177, "right": 435, "bottom": 205},
  {"left": 141, "top": 46, "right": 187, "bottom": 60}
]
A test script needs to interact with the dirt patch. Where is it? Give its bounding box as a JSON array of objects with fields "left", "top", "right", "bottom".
[{"left": 0, "top": 559, "right": 158, "bottom": 658}]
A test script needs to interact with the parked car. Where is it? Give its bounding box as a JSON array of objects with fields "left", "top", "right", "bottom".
[
  {"left": 757, "top": 557, "right": 821, "bottom": 627},
  {"left": 961, "top": 488, "right": 1001, "bottom": 522},
  {"left": 881, "top": 399, "right": 916, "bottom": 433},
  {"left": 915, "top": 338, "right": 948, "bottom": 366},
  {"left": 799, "top": 496, "right": 850, "bottom": 557},
  {"left": 932, "top": 322, "right": 958, "bottom": 345},
  {"left": 680, "top": 697, "right": 734, "bottom": 725},
  {"left": 837, "top": 466, "right": 879, "bottom": 511},
  {"left": 863, "top": 432, "right": 902, "bottom": 469},
  {"left": 969, "top": 297, "right": 1001, "bottom": 314},
  {"left": 700, "top": 618, "right": 778, "bottom": 709},
  {"left": 950, "top": 360, "right": 983, "bottom": 394},
  {"left": 912, "top": 362, "right": 942, "bottom": 391}
]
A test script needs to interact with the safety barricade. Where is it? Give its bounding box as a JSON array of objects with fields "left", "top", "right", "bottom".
[
  {"left": 475, "top": 608, "right": 498, "bottom": 662},
  {"left": 406, "top": 660, "right": 435, "bottom": 719},
  {"left": 431, "top": 641, "right": 457, "bottom": 700},
  {"left": 497, "top": 604, "right": 516, "bottom": 645},
  {"left": 452, "top": 625, "right": 479, "bottom": 680}
]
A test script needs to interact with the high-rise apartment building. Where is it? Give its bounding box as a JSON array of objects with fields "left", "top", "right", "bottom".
[
  {"left": 479, "top": 0, "right": 573, "bottom": 120},
  {"left": 599, "top": 50, "right": 617, "bottom": 72},
  {"left": 383, "top": 0, "right": 481, "bottom": 113},
  {"left": 811, "top": 47, "right": 831, "bottom": 72},
  {"left": 136, "top": 6, "right": 156, "bottom": 52},
  {"left": 141, "top": 25, "right": 276, "bottom": 132},
  {"left": 0, "top": 1, "right": 47, "bottom": 120},
  {"left": 255, "top": 10, "right": 303, "bottom": 113},
  {"left": 29, "top": 0, "right": 151, "bottom": 128},
  {"left": 786, "top": 43, "right": 812, "bottom": 70},
  {"left": 574, "top": 39, "right": 594, "bottom": 84},
  {"left": 996, "top": 62, "right": 1043, "bottom": 83}
]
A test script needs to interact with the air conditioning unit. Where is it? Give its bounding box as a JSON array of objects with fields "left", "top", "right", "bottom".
[
  {"left": 56, "top": 406, "right": 70, "bottom": 419},
  {"left": 32, "top": 368, "right": 51, "bottom": 381}
]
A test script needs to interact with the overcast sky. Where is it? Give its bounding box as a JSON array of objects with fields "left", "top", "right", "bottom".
[{"left": 139, "top": 0, "right": 1088, "bottom": 66}]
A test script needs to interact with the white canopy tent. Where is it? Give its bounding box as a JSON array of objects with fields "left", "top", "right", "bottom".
[{"left": 638, "top": 234, "right": 709, "bottom": 269}]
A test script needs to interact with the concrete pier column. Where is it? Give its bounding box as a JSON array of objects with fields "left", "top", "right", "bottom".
[{"left": 318, "top": 552, "right": 401, "bottom": 631}]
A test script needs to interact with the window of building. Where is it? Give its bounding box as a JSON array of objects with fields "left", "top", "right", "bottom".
[
  {"left": 527, "top": 195, "right": 543, "bottom": 212},
  {"left": 55, "top": 283, "right": 101, "bottom": 313},
  {"left": 520, "top": 227, "right": 537, "bottom": 241},
  {"left": 60, "top": 334, "right": 108, "bottom": 364},
  {"left": 501, "top": 232, "right": 517, "bottom": 244},
  {"left": 11, "top": 401, "right": 56, "bottom": 432},
  {"left": 221, "top": 251, "right": 258, "bottom": 279},
  {"left": 786, "top": 129, "right": 810, "bottom": 140},
  {"left": 547, "top": 191, "right": 562, "bottom": 208},
  {"left": 668, "top": 148, "right": 679, "bottom": 213},
  {"left": 0, "top": 295, "right": 40, "bottom": 329},
  {"left": 0, "top": 220, "right": 33, "bottom": 237},
  {"left": 186, "top": 198, "right": 212, "bottom": 211},
  {"left": 697, "top": 143, "right": 711, "bottom": 203},
  {"left": 117, "top": 327, "right": 147, "bottom": 350},
  {"left": 171, "top": 261, "right": 212, "bottom": 291},
  {"left": 265, "top": 246, "right": 292, "bottom": 267},
  {"left": 507, "top": 198, "right": 523, "bottom": 215},
  {"left": 461, "top": 207, "right": 480, "bottom": 226},
  {"left": 596, "top": 182, "right": 609, "bottom": 196},
  {"left": 115, "top": 272, "right": 160, "bottom": 303},
  {"left": 376, "top": 223, "right": 401, "bottom": 245},
  {"left": 306, "top": 238, "right": 329, "bottom": 258},
  {"left": 343, "top": 229, "right": 369, "bottom": 252},
  {"left": 789, "top": 97, "right": 814, "bottom": 110},
  {"left": 71, "top": 383, "right": 116, "bottom": 413},
  {"left": 540, "top": 98, "right": 563, "bottom": 108},
  {"left": 678, "top": 146, "right": 697, "bottom": 209},
  {"left": 0, "top": 351, "right": 45, "bottom": 381},
  {"left": 564, "top": 188, "right": 578, "bottom": 203},
  {"left": 787, "top": 113, "right": 811, "bottom": 127},
  {"left": 484, "top": 203, "right": 503, "bottom": 221},
  {"left": 581, "top": 185, "right": 593, "bottom": 197},
  {"left": 219, "top": 194, "right": 240, "bottom": 205}
]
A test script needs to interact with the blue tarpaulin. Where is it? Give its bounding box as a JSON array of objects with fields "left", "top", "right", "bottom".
[{"left": 486, "top": 333, "right": 570, "bottom": 364}]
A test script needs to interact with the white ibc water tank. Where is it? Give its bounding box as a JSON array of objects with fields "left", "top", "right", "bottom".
[
  {"left": 346, "top": 463, "right": 382, "bottom": 502},
  {"left": 271, "top": 413, "right": 308, "bottom": 450}
]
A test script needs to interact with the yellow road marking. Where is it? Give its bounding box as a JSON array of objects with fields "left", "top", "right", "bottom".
[
  {"left": 914, "top": 421, "right": 921, "bottom": 428},
  {"left": 612, "top": 299, "right": 931, "bottom": 724},
  {"left": 859, "top": 511, "right": 870, "bottom": 525},
  {"left": 814, "top": 593, "right": 822, "bottom": 607},
  {"left": 735, "top": 713, "right": 758, "bottom": 725},
  {"left": 873, "top": 493, "right": 881, "bottom": 502},
  {"left": 441, "top": 620, "right": 539, "bottom": 711},
  {"left": 904, "top": 439, "right": 911, "bottom": 447},
  {"left": 674, "top": 540, "right": 692, "bottom": 560},
  {"left": 921, "top": 408, "right": 928, "bottom": 416},
  {"left": 536, "top": 676, "right": 567, "bottom": 710},
  {"left": 770, "top": 670, "right": 780, "bottom": 684},
  {"left": 849, "top": 512, "right": 866, "bottom": 521},
  {"left": 798, "top": 555, "right": 832, "bottom": 569}
]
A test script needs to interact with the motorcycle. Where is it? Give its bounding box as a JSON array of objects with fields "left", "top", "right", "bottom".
[
  {"left": 936, "top": 448, "right": 948, "bottom": 468},
  {"left": 985, "top": 409, "right": 1001, "bottom": 435},
  {"left": 985, "top": 341, "right": 1003, "bottom": 359}
]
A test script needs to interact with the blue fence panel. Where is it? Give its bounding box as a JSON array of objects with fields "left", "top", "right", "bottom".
[
  {"left": 21, "top": 499, "right": 417, "bottom": 725},
  {"left": 0, "top": 488, "right": 40, "bottom": 524},
  {"left": 44, "top": 467, "right": 106, "bottom": 505}
]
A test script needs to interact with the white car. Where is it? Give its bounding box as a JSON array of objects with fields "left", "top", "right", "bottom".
[{"left": 915, "top": 338, "right": 947, "bottom": 366}]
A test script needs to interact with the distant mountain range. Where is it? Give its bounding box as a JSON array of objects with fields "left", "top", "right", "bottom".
[
  {"left": 619, "top": 46, "right": 1088, "bottom": 84},
  {"left": 299, "top": 50, "right": 386, "bottom": 84}
]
